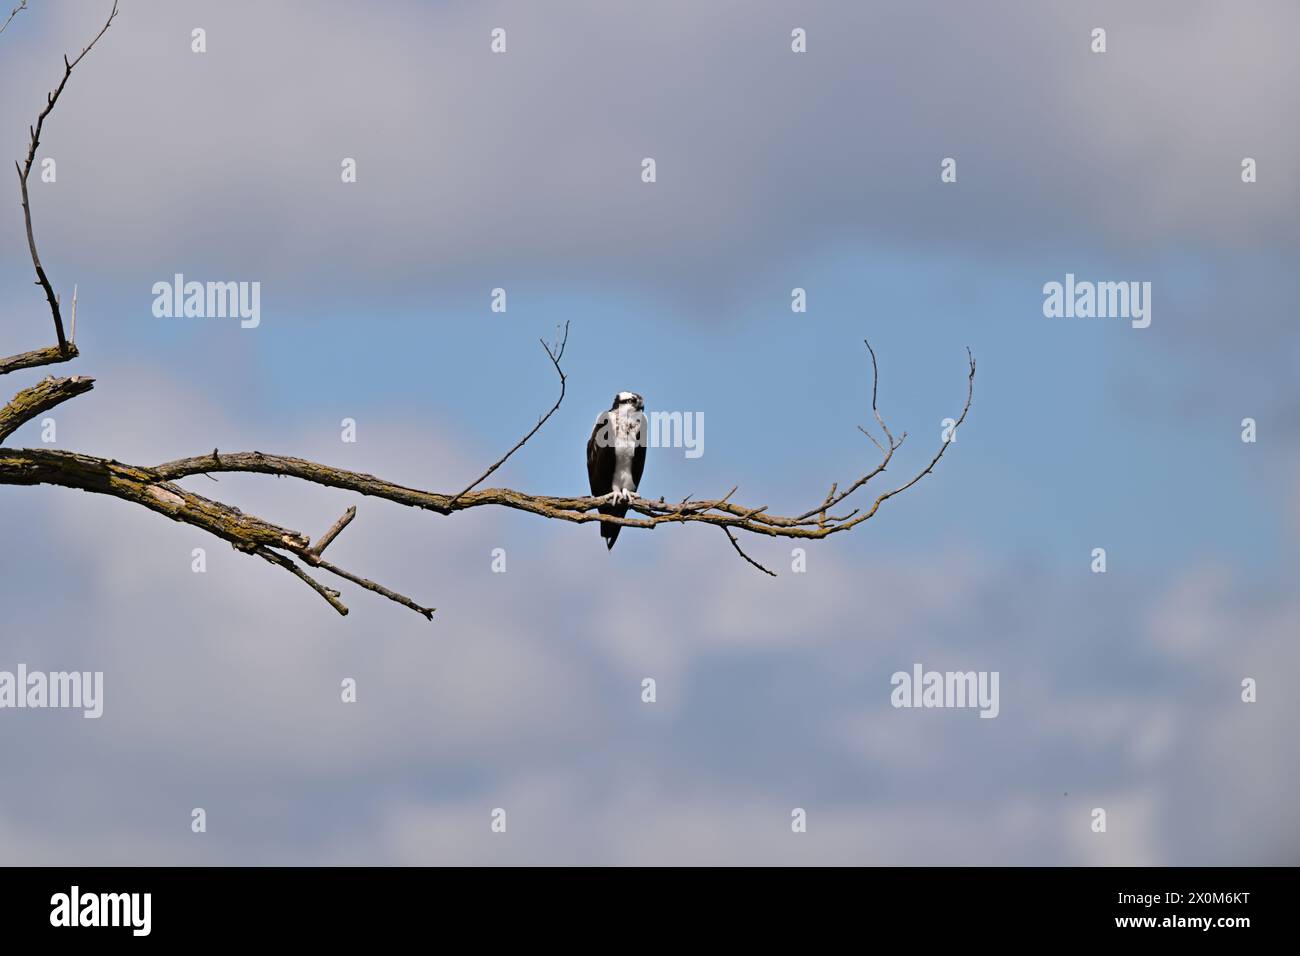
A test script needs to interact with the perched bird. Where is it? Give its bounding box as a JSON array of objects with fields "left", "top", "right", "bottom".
[{"left": 586, "top": 391, "right": 646, "bottom": 550}]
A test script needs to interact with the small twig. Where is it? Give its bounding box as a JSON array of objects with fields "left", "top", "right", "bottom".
[
  {"left": 863, "top": 338, "right": 895, "bottom": 448},
  {"left": 816, "top": 481, "right": 837, "bottom": 527},
  {"left": 304, "top": 553, "right": 435, "bottom": 621},
  {"left": 792, "top": 339, "right": 923, "bottom": 522},
  {"left": 723, "top": 527, "right": 776, "bottom": 576},
  {"left": 860, "top": 347, "right": 975, "bottom": 507},
  {"left": 801, "top": 347, "right": 976, "bottom": 536},
  {"left": 446, "top": 320, "right": 568, "bottom": 508},
  {"left": 857, "top": 424, "right": 886, "bottom": 454},
  {"left": 310, "top": 505, "right": 356, "bottom": 555},
  {"left": 254, "top": 546, "right": 348, "bottom": 616},
  {"left": 0, "top": 0, "right": 27, "bottom": 37}
]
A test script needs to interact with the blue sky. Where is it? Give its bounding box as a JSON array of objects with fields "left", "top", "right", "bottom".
[
  {"left": 0, "top": 0, "right": 1296, "bottom": 864},
  {"left": 62, "top": 239, "right": 1279, "bottom": 576}
]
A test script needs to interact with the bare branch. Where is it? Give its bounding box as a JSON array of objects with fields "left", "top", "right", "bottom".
[
  {"left": 0, "top": 343, "right": 79, "bottom": 377},
  {"left": 0, "top": 374, "right": 94, "bottom": 443},
  {"left": 722, "top": 526, "right": 776, "bottom": 577},
  {"left": 254, "top": 547, "right": 349, "bottom": 617},
  {"left": 0, "top": 0, "right": 28, "bottom": 37},
  {"left": 860, "top": 346, "right": 976, "bottom": 510},
  {"left": 1, "top": 448, "right": 312, "bottom": 550},
  {"left": 814, "top": 482, "right": 837, "bottom": 527},
  {"left": 0, "top": 334, "right": 973, "bottom": 616},
  {"left": 16, "top": 0, "right": 119, "bottom": 353},
  {"left": 0, "top": 447, "right": 438, "bottom": 620},
  {"left": 789, "top": 346, "right": 976, "bottom": 538},
  {"left": 792, "top": 339, "right": 912, "bottom": 522},
  {"left": 862, "top": 338, "right": 895, "bottom": 448},
  {"left": 303, "top": 553, "right": 435, "bottom": 620},
  {"left": 446, "top": 321, "right": 568, "bottom": 508},
  {"left": 144, "top": 333, "right": 971, "bottom": 547}
]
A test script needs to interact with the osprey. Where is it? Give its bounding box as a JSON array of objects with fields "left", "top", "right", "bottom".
[{"left": 586, "top": 391, "right": 647, "bottom": 550}]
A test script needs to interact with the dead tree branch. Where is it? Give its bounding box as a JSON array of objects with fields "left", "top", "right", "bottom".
[
  {"left": 141, "top": 341, "right": 975, "bottom": 547},
  {"left": 0, "top": 342, "right": 80, "bottom": 377},
  {"left": 15, "top": 0, "right": 118, "bottom": 353},
  {"left": 0, "top": 374, "right": 94, "bottom": 443},
  {"left": 1, "top": 338, "right": 973, "bottom": 617},
  {"left": 0, "top": 445, "right": 436, "bottom": 619}
]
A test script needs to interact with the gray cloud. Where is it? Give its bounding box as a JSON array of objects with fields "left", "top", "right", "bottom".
[
  {"left": 1, "top": 0, "right": 1294, "bottom": 304},
  {"left": 2, "top": 363, "right": 1297, "bottom": 864}
]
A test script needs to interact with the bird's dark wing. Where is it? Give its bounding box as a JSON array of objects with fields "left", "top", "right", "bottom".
[
  {"left": 631, "top": 412, "right": 647, "bottom": 489},
  {"left": 588, "top": 412, "right": 624, "bottom": 548},
  {"left": 587, "top": 412, "right": 613, "bottom": 496}
]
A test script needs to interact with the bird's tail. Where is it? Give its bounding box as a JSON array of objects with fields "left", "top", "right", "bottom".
[{"left": 600, "top": 503, "right": 627, "bottom": 550}]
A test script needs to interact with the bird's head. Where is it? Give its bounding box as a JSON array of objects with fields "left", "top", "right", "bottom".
[{"left": 611, "top": 391, "right": 644, "bottom": 412}]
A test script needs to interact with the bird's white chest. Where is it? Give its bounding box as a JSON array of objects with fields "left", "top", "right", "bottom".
[{"left": 609, "top": 410, "right": 640, "bottom": 492}]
